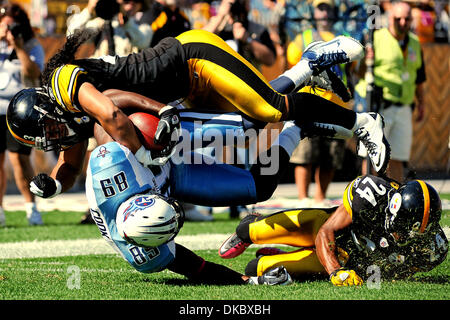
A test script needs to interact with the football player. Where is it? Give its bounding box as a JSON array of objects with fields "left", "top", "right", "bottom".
[
  {"left": 7, "top": 28, "right": 390, "bottom": 174},
  {"left": 84, "top": 130, "right": 292, "bottom": 285},
  {"left": 219, "top": 175, "right": 448, "bottom": 286},
  {"left": 6, "top": 53, "right": 354, "bottom": 202}
]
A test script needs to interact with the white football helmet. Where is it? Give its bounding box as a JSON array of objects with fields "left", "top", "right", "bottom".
[{"left": 116, "top": 193, "right": 184, "bottom": 248}]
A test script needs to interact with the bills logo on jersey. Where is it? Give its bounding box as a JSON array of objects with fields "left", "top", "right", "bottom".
[
  {"left": 122, "top": 196, "right": 156, "bottom": 222},
  {"left": 389, "top": 193, "right": 402, "bottom": 214}
]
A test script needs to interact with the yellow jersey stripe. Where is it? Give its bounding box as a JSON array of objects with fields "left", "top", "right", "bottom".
[
  {"left": 51, "top": 66, "right": 64, "bottom": 109},
  {"left": 51, "top": 65, "right": 87, "bottom": 113},
  {"left": 417, "top": 180, "right": 430, "bottom": 233},
  {"left": 343, "top": 181, "right": 354, "bottom": 219}
]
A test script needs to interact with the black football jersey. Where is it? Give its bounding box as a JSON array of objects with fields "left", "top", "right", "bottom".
[{"left": 335, "top": 175, "right": 448, "bottom": 280}]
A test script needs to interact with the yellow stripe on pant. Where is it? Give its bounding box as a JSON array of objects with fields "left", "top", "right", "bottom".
[
  {"left": 248, "top": 208, "right": 331, "bottom": 276},
  {"left": 176, "top": 30, "right": 285, "bottom": 123}
]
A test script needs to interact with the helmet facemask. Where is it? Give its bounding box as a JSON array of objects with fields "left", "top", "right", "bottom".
[{"left": 7, "top": 87, "right": 82, "bottom": 152}]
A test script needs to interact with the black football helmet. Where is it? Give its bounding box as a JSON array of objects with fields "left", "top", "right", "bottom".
[
  {"left": 6, "top": 87, "right": 87, "bottom": 151},
  {"left": 385, "top": 180, "right": 442, "bottom": 245}
]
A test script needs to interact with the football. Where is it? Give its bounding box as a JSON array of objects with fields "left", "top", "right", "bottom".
[{"left": 128, "top": 112, "right": 165, "bottom": 151}]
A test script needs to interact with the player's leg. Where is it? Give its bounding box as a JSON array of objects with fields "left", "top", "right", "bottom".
[
  {"left": 178, "top": 29, "right": 357, "bottom": 124},
  {"left": 177, "top": 30, "right": 389, "bottom": 173},
  {"left": 167, "top": 243, "right": 246, "bottom": 284},
  {"left": 245, "top": 248, "right": 326, "bottom": 277},
  {"left": 219, "top": 208, "right": 333, "bottom": 259},
  {"left": 169, "top": 120, "right": 301, "bottom": 206}
]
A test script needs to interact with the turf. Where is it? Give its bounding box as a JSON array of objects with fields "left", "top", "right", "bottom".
[{"left": 0, "top": 203, "right": 448, "bottom": 302}]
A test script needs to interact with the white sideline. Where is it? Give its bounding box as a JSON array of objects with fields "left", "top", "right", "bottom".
[
  {"left": 0, "top": 234, "right": 228, "bottom": 259},
  {"left": 1, "top": 228, "right": 449, "bottom": 260}
]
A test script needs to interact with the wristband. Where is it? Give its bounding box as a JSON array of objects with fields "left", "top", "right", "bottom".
[{"left": 54, "top": 179, "right": 62, "bottom": 197}]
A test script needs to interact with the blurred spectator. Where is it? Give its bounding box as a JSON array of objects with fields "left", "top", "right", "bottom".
[
  {"left": 203, "top": 0, "right": 276, "bottom": 70},
  {"left": 286, "top": 0, "right": 348, "bottom": 208},
  {"left": 433, "top": 0, "right": 449, "bottom": 43},
  {"left": 187, "top": 1, "right": 212, "bottom": 30},
  {"left": 203, "top": 0, "right": 276, "bottom": 218},
  {"left": 66, "top": 0, "right": 153, "bottom": 57},
  {"left": 353, "top": 1, "right": 426, "bottom": 182},
  {"left": 333, "top": 0, "right": 370, "bottom": 41},
  {"left": 0, "top": 3, "right": 44, "bottom": 226},
  {"left": 66, "top": 0, "right": 154, "bottom": 223},
  {"left": 411, "top": 0, "right": 436, "bottom": 43},
  {"left": 281, "top": 0, "right": 314, "bottom": 43},
  {"left": 147, "top": 0, "right": 191, "bottom": 47}
]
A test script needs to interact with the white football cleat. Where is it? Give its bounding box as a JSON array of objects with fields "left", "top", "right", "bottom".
[
  {"left": 247, "top": 266, "right": 293, "bottom": 286},
  {"left": 354, "top": 112, "right": 391, "bottom": 174},
  {"left": 302, "top": 35, "right": 364, "bottom": 74}
]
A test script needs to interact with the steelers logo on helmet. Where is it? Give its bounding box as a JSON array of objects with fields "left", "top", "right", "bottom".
[
  {"left": 116, "top": 193, "right": 183, "bottom": 248},
  {"left": 385, "top": 180, "right": 442, "bottom": 245},
  {"left": 6, "top": 87, "right": 90, "bottom": 151}
]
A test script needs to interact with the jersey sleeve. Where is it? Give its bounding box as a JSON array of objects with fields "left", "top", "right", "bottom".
[{"left": 49, "top": 64, "right": 88, "bottom": 113}]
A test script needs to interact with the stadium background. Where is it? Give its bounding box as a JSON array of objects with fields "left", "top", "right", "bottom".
[{"left": 2, "top": 0, "right": 449, "bottom": 193}]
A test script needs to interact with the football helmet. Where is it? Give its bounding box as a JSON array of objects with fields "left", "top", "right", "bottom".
[
  {"left": 116, "top": 193, "right": 185, "bottom": 248},
  {"left": 6, "top": 87, "right": 85, "bottom": 151},
  {"left": 385, "top": 180, "right": 442, "bottom": 245}
]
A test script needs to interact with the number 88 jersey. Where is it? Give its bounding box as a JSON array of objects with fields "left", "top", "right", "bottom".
[{"left": 342, "top": 175, "right": 400, "bottom": 233}]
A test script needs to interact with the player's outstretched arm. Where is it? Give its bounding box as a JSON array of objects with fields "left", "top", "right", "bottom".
[
  {"left": 102, "top": 89, "right": 166, "bottom": 116},
  {"left": 315, "top": 205, "right": 362, "bottom": 286},
  {"left": 78, "top": 82, "right": 143, "bottom": 154},
  {"left": 30, "top": 140, "right": 88, "bottom": 198}
]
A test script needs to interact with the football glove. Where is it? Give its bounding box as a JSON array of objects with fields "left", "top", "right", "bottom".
[
  {"left": 154, "top": 106, "right": 180, "bottom": 147},
  {"left": 30, "top": 173, "right": 62, "bottom": 198},
  {"left": 330, "top": 268, "right": 363, "bottom": 287},
  {"left": 135, "top": 145, "right": 172, "bottom": 166}
]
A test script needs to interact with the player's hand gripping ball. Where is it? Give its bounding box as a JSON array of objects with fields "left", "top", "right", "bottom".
[{"left": 128, "top": 112, "right": 166, "bottom": 151}]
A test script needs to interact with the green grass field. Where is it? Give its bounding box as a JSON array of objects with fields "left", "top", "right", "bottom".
[{"left": 0, "top": 196, "right": 449, "bottom": 302}]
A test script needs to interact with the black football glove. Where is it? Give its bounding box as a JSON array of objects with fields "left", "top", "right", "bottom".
[
  {"left": 154, "top": 106, "right": 180, "bottom": 147},
  {"left": 30, "top": 173, "right": 62, "bottom": 198}
]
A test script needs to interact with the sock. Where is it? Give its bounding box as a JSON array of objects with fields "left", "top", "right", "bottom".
[
  {"left": 250, "top": 122, "right": 300, "bottom": 202},
  {"left": 245, "top": 258, "right": 260, "bottom": 276},
  {"left": 271, "top": 121, "right": 301, "bottom": 157},
  {"left": 282, "top": 60, "right": 313, "bottom": 89},
  {"left": 25, "top": 202, "right": 36, "bottom": 217},
  {"left": 287, "top": 92, "right": 356, "bottom": 129},
  {"left": 236, "top": 214, "right": 261, "bottom": 243}
]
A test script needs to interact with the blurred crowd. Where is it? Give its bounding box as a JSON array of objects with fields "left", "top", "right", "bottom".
[{"left": 0, "top": 0, "right": 449, "bottom": 223}]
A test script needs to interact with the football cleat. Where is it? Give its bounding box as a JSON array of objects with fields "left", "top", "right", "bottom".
[
  {"left": 0, "top": 207, "right": 5, "bottom": 227},
  {"left": 247, "top": 266, "right": 293, "bottom": 286},
  {"left": 256, "top": 247, "right": 287, "bottom": 258},
  {"left": 301, "top": 35, "right": 364, "bottom": 75},
  {"left": 218, "top": 233, "right": 250, "bottom": 259},
  {"left": 27, "top": 208, "right": 43, "bottom": 226},
  {"left": 300, "top": 122, "right": 354, "bottom": 140},
  {"left": 355, "top": 112, "right": 391, "bottom": 174}
]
